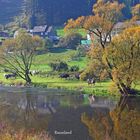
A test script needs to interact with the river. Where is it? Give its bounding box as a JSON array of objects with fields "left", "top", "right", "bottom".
[{"left": 0, "top": 86, "right": 139, "bottom": 140}]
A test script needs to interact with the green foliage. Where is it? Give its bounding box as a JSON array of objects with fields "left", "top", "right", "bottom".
[
  {"left": 80, "top": 67, "right": 95, "bottom": 81},
  {"left": 77, "top": 45, "right": 87, "bottom": 57},
  {"left": 43, "top": 37, "right": 53, "bottom": 49},
  {"left": 49, "top": 61, "right": 68, "bottom": 71},
  {"left": 69, "top": 65, "right": 79, "bottom": 72},
  {"left": 57, "top": 33, "right": 82, "bottom": 49},
  {"left": 56, "top": 27, "right": 86, "bottom": 37}
]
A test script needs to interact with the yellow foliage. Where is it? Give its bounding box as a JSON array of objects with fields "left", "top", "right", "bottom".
[
  {"left": 108, "top": 82, "right": 119, "bottom": 95},
  {"left": 132, "top": 4, "right": 140, "bottom": 20}
]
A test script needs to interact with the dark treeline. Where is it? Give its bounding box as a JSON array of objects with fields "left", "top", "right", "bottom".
[
  {"left": 23, "top": 0, "right": 140, "bottom": 27},
  {"left": 24, "top": 0, "right": 96, "bottom": 27},
  {"left": 0, "top": 0, "right": 140, "bottom": 26},
  {"left": 0, "top": 0, "right": 23, "bottom": 24}
]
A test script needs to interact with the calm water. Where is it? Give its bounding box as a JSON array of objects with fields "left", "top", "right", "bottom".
[{"left": 0, "top": 87, "right": 140, "bottom": 140}]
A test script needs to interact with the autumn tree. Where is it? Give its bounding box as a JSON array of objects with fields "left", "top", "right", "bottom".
[
  {"left": 105, "top": 27, "right": 140, "bottom": 94},
  {"left": 0, "top": 30, "right": 43, "bottom": 85},
  {"left": 57, "top": 32, "right": 82, "bottom": 49},
  {"left": 132, "top": 4, "right": 140, "bottom": 20},
  {"left": 65, "top": 0, "right": 140, "bottom": 95},
  {"left": 65, "top": 0, "right": 124, "bottom": 45}
]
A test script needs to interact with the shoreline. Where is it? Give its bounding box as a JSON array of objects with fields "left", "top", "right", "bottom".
[{"left": 0, "top": 83, "right": 138, "bottom": 97}]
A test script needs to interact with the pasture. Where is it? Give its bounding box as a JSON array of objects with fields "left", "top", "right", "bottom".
[
  {"left": 0, "top": 72, "right": 111, "bottom": 96},
  {"left": 55, "top": 27, "right": 87, "bottom": 37},
  {"left": 32, "top": 48, "right": 88, "bottom": 71},
  {"left": 0, "top": 47, "right": 140, "bottom": 96}
]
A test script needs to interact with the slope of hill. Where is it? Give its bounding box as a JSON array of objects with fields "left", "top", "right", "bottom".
[
  {"left": 0, "top": 0, "right": 140, "bottom": 25},
  {"left": 0, "top": 0, "right": 23, "bottom": 24}
]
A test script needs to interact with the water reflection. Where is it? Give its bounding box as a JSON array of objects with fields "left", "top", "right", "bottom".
[
  {"left": 0, "top": 87, "right": 139, "bottom": 140},
  {"left": 81, "top": 96, "right": 140, "bottom": 140}
]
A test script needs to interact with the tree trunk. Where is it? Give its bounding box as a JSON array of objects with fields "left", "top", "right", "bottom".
[
  {"left": 117, "top": 82, "right": 137, "bottom": 95},
  {"left": 25, "top": 72, "right": 31, "bottom": 85}
]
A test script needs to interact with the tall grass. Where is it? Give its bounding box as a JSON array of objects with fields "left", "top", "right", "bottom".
[{"left": 0, "top": 122, "right": 53, "bottom": 140}]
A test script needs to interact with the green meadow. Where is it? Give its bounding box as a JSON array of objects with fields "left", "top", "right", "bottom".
[
  {"left": 55, "top": 27, "right": 87, "bottom": 37},
  {"left": 0, "top": 47, "right": 140, "bottom": 96}
]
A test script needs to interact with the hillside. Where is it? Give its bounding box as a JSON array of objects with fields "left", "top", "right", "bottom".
[
  {"left": 0, "top": 0, "right": 140, "bottom": 25},
  {"left": 0, "top": 0, "right": 23, "bottom": 24}
]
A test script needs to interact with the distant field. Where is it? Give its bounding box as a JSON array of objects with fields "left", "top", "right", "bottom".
[
  {"left": 33, "top": 48, "right": 88, "bottom": 71},
  {"left": 55, "top": 27, "right": 87, "bottom": 37}
]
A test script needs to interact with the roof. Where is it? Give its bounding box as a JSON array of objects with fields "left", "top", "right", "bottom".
[
  {"left": 114, "top": 22, "right": 125, "bottom": 29},
  {"left": 46, "top": 26, "right": 53, "bottom": 33},
  {"left": 136, "top": 20, "right": 140, "bottom": 25},
  {"left": 114, "top": 20, "right": 140, "bottom": 29},
  {"left": 0, "top": 31, "right": 9, "bottom": 37},
  {"left": 33, "top": 25, "right": 48, "bottom": 33}
]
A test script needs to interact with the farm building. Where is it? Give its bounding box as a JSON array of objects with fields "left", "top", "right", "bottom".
[
  {"left": 112, "top": 20, "right": 140, "bottom": 36},
  {"left": 30, "top": 25, "right": 56, "bottom": 38},
  {"left": 0, "top": 31, "right": 9, "bottom": 38}
]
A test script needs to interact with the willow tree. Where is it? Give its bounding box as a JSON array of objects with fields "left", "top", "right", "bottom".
[
  {"left": 106, "top": 27, "right": 140, "bottom": 94},
  {"left": 0, "top": 30, "right": 43, "bottom": 85},
  {"left": 65, "top": 0, "right": 140, "bottom": 95}
]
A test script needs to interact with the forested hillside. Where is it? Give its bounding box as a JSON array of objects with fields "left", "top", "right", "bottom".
[
  {"left": 23, "top": 0, "right": 96, "bottom": 27},
  {"left": 0, "top": 0, "right": 140, "bottom": 26},
  {"left": 0, "top": 0, "right": 23, "bottom": 24}
]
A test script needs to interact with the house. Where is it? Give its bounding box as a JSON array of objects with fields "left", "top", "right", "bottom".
[
  {"left": 0, "top": 31, "right": 9, "bottom": 38},
  {"left": 0, "top": 31, "right": 9, "bottom": 45},
  {"left": 112, "top": 20, "right": 140, "bottom": 36},
  {"left": 31, "top": 25, "right": 55, "bottom": 38}
]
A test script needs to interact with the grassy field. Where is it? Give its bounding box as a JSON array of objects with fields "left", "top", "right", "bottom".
[
  {"left": 0, "top": 73, "right": 140, "bottom": 96},
  {"left": 0, "top": 72, "right": 112, "bottom": 96},
  {"left": 0, "top": 47, "right": 110, "bottom": 96},
  {"left": 0, "top": 47, "right": 140, "bottom": 96},
  {"left": 32, "top": 48, "right": 88, "bottom": 71},
  {"left": 55, "top": 27, "right": 87, "bottom": 37}
]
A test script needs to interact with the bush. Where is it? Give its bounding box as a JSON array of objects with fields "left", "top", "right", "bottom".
[
  {"left": 69, "top": 65, "right": 79, "bottom": 72},
  {"left": 77, "top": 45, "right": 87, "bottom": 57},
  {"left": 43, "top": 37, "right": 53, "bottom": 49},
  {"left": 49, "top": 61, "right": 68, "bottom": 71},
  {"left": 80, "top": 67, "right": 95, "bottom": 81},
  {"left": 57, "top": 33, "right": 82, "bottom": 49}
]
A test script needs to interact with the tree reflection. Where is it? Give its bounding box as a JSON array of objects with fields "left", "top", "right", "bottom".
[
  {"left": 81, "top": 96, "right": 140, "bottom": 140},
  {"left": 81, "top": 109, "right": 113, "bottom": 140},
  {"left": 110, "top": 96, "right": 140, "bottom": 140},
  {"left": 0, "top": 93, "right": 51, "bottom": 131}
]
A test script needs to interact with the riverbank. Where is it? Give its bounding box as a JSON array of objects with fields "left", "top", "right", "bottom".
[{"left": 0, "top": 75, "right": 140, "bottom": 96}]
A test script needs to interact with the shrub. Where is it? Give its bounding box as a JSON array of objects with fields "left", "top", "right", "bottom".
[
  {"left": 43, "top": 37, "right": 53, "bottom": 49},
  {"left": 77, "top": 45, "right": 87, "bottom": 57},
  {"left": 80, "top": 67, "right": 95, "bottom": 81},
  {"left": 69, "top": 65, "right": 79, "bottom": 72},
  {"left": 57, "top": 33, "right": 82, "bottom": 49},
  {"left": 49, "top": 61, "right": 68, "bottom": 71}
]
